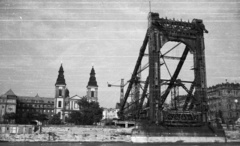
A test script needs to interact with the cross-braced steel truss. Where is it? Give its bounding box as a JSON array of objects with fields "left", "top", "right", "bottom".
[{"left": 119, "top": 12, "right": 209, "bottom": 126}]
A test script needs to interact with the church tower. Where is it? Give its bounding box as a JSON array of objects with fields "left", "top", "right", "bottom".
[
  {"left": 55, "top": 64, "right": 67, "bottom": 121},
  {"left": 86, "top": 66, "right": 98, "bottom": 102}
]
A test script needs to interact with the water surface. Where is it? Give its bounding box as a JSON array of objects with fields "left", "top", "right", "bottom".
[{"left": 1, "top": 142, "right": 240, "bottom": 146}]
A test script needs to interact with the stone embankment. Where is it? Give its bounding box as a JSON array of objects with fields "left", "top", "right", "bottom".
[
  {"left": 0, "top": 125, "right": 133, "bottom": 142},
  {"left": 1, "top": 124, "right": 240, "bottom": 143}
]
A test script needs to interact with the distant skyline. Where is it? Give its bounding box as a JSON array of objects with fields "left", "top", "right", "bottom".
[{"left": 0, "top": 0, "right": 239, "bottom": 108}]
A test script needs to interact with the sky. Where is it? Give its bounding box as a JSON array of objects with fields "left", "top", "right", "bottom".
[{"left": 0, "top": 0, "right": 239, "bottom": 108}]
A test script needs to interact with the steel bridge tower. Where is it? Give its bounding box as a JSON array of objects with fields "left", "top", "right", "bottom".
[
  {"left": 117, "top": 12, "right": 225, "bottom": 143},
  {"left": 119, "top": 12, "right": 209, "bottom": 125}
]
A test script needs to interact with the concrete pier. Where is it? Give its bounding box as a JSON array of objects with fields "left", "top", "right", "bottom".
[
  {"left": 131, "top": 124, "right": 226, "bottom": 143},
  {"left": 131, "top": 136, "right": 225, "bottom": 143}
]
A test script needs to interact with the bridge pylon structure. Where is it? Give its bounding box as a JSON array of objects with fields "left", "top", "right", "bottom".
[{"left": 118, "top": 12, "right": 225, "bottom": 142}]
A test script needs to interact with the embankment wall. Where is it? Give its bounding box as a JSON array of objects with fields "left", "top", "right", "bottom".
[{"left": 0, "top": 125, "right": 133, "bottom": 142}]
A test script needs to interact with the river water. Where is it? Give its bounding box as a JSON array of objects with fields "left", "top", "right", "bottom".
[{"left": 1, "top": 142, "right": 240, "bottom": 146}]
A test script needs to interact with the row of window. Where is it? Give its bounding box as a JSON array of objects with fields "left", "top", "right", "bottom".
[
  {"left": 209, "top": 90, "right": 240, "bottom": 96},
  {"left": 19, "top": 99, "right": 54, "bottom": 104},
  {"left": 0, "top": 99, "right": 16, "bottom": 103},
  {"left": 57, "top": 101, "right": 79, "bottom": 109},
  {"left": 18, "top": 104, "right": 54, "bottom": 108},
  {"left": 17, "top": 109, "right": 54, "bottom": 113}
]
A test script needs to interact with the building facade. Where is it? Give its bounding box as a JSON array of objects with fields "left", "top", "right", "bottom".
[
  {"left": 167, "top": 82, "right": 240, "bottom": 124},
  {"left": 0, "top": 89, "right": 17, "bottom": 123},
  {"left": 207, "top": 82, "right": 240, "bottom": 123},
  {"left": 17, "top": 94, "right": 54, "bottom": 118},
  {"left": 0, "top": 89, "right": 54, "bottom": 123},
  {"left": 54, "top": 65, "right": 99, "bottom": 121}
]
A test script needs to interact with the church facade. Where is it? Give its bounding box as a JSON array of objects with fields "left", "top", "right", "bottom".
[
  {"left": 53, "top": 64, "right": 99, "bottom": 121},
  {"left": 0, "top": 64, "right": 99, "bottom": 123}
]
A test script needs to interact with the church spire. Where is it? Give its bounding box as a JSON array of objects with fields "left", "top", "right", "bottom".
[
  {"left": 87, "top": 66, "right": 98, "bottom": 87},
  {"left": 55, "top": 64, "right": 66, "bottom": 85}
]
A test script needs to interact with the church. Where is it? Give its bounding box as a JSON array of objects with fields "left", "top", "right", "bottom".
[
  {"left": 0, "top": 64, "right": 99, "bottom": 123},
  {"left": 54, "top": 64, "right": 99, "bottom": 121}
]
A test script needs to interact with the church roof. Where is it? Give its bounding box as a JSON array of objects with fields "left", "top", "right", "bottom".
[
  {"left": 87, "top": 66, "right": 98, "bottom": 87},
  {"left": 70, "top": 95, "right": 83, "bottom": 100},
  {"left": 56, "top": 64, "right": 66, "bottom": 85}
]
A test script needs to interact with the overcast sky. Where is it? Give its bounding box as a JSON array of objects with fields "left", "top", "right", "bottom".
[{"left": 0, "top": 0, "right": 239, "bottom": 108}]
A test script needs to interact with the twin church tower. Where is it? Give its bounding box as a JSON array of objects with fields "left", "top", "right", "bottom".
[{"left": 54, "top": 64, "right": 98, "bottom": 120}]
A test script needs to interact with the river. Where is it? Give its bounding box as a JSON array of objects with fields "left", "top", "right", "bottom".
[{"left": 1, "top": 142, "right": 240, "bottom": 146}]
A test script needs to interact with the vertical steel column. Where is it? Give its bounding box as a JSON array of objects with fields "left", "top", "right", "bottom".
[
  {"left": 138, "top": 76, "right": 149, "bottom": 118},
  {"left": 148, "top": 29, "right": 161, "bottom": 123},
  {"left": 194, "top": 34, "right": 208, "bottom": 123}
]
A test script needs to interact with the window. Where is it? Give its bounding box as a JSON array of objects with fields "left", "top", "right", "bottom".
[
  {"left": 91, "top": 91, "right": 94, "bottom": 97},
  {"left": 59, "top": 89, "right": 62, "bottom": 96},
  {"left": 74, "top": 102, "right": 78, "bottom": 109},
  {"left": 58, "top": 101, "right": 62, "bottom": 107}
]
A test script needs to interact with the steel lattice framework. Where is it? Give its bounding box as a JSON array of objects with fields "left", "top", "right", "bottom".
[{"left": 119, "top": 12, "right": 209, "bottom": 126}]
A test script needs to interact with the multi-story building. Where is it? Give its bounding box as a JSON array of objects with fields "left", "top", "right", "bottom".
[
  {"left": 0, "top": 89, "right": 17, "bottom": 123},
  {"left": 167, "top": 82, "right": 240, "bottom": 124},
  {"left": 207, "top": 82, "right": 240, "bottom": 123},
  {"left": 0, "top": 89, "right": 54, "bottom": 123},
  {"left": 16, "top": 94, "right": 55, "bottom": 119}
]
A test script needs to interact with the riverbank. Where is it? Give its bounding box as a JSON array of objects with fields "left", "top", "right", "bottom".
[
  {"left": 0, "top": 125, "right": 240, "bottom": 143},
  {"left": 0, "top": 126, "right": 133, "bottom": 142}
]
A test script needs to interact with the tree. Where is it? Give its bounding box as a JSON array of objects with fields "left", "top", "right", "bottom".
[
  {"left": 66, "top": 111, "right": 82, "bottom": 125},
  {"left": 36, "top": 113, "right": 48, "bottom": 124},
  {"left": 15, "top": 112, "right": 46, "bottom": 124},
  {"left": 66, "top": 97, "right": 103, "bottom": 125},
  {"left": 78, "top": 98, "right": 103, "bottom": 125},
  {"left": 48, "top": 113, "right": 62, "bottom": 125}
]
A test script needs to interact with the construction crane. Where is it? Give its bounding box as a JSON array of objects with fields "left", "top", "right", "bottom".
[{"left": 107, "top": 79, "right": 128, "bottom": 108}]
